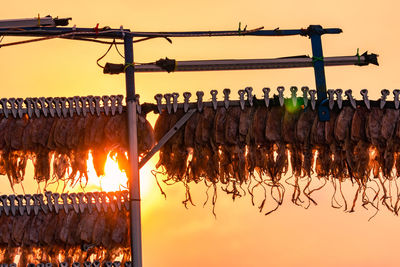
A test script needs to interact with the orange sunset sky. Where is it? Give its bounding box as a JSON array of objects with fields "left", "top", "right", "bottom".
[{"left": 0, "top": 1, "right": 399, "bottom": 266}]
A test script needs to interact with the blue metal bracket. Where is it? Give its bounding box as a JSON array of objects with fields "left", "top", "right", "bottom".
[{"left": 306, "top": 25, "right": 339, "bottom": 121}]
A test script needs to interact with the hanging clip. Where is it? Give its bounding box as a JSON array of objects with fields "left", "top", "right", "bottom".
[
  {"left": 245, "top": 87, "right": 254, "bottom": 106},
  {"left": 196, "top": 91, "right": 204, "bottom": 112},
  {"left": 9, "top": 98, "right": 17, "bottom": 118},
  {"left": 16, "top": 98, "right": 24, "bottom": 118},
  {"left": 360, "top": 89, "right": 370, "bottom": 110},
  {"left": 67, "top": 97, "right": 75, "bottom": 117},
  {"left": 393, "top": 89, "right": 400, "bottom": 110},
  {"left": 16, "top": 194, "right": 24, "bottom": 216},
  {"left": 24, "top": 194, "right": 32, "bottom": 215},
  {"left": 53, "top": 97, "right": 62, "bottom": 117},
  {"left": 327, "top": 89, "right": 335, "bottom": 110},
  {"left": 164, "top": 94, "right": 173, "bottom": 114},
  {"left": 0, "top": 98, "right": 9, "bottom": 118},
  {"left": 69, "top": 193, "right": 80, "bottom": 213},
  {"left": 223, "top": 88, "right": 231, "bottom": 109},
  {"left": 183, "top": 92, "right": 191, "bottom": 113},
  {"left": 335, "top": 89, "right": 343, "bottom": 109},
  {"left": 210, "top": 90, "right": 218, "bottom": 110},
  {"left": 1, "top": 195, "right": 10, "bottom": 216},
  {"left": 72, "top": 96, "right": 81, "bottom": 116},
  {"left": 380, "top": 89, "right": 390, "bottom": 109},
  {"left": 135, "top": 94, "right": 142, "bottom": 114},
  {"left": 94, "top": 96, "right": 101, "bottom": 116},
  {"left": 309, "top": 90, "right": 317, "bottom": 110},
  {"left": 116, "top": 95, "right": 124, "bottom": 114},
  {"left": 85, "top": 192, "right": 94, "bottom": 214},
  {"left": 25, "top": 98, "right": 33, "bottom": 118},
  {"left": 77, "top": 192, "right": 86, "bottom": 213},
  {"left": 154, "top": 94, "right": 163, "bottom": 114},
  {"left": 102, "top": 95, "right": 110, "bottom": 116},
  {"left": 120, "top": 26, "right": 125, "bottom": 38},
  {"left": 38, "top": 97, "right": 48, "bottom": 117},
  {"left": 8, "top": 194, "right": 16, "bottom": 216},
  {"left": 60, "top": 97, "right": 69, "bottom": 117},
  {"left": 45, "top": 191, "right": 54, "bottom": 213},
  {"left": 172, "top": 93, "right": 179, "bottom": 113},
  {"left": 87, "top": 95, "right": 95, "bottom": 115},
  {"left": 277, "top": 86, "right": 285, "bottom": 107},
  {"left": 301, "top": 86, "right": 309, "bottom": 107},
  {"left": 53, "top": 192, "right": 61, "bottom": 213},
  {"left": 107, "top": 192, "right": 116, "bottom": 212},
  {"left": 238, "top": 90, "right": 246, "bottom": 110},
  {"left": 262, "top": 87, "right": 270, "bottom": 107},
  {"left": 61, "top": 193, "right": 70, "bottom": 213},
  {"left": 109, "top": 95, "right": 117, "bottom": 116},
  {"left": 290, "top": 86, "right": 298, "bottom": 106},
  {"left": 345, "top": 89, "right": 356, "bottom": 109},
  {"left": 93, "top": 192, "right": 102, "bottom": 212}
]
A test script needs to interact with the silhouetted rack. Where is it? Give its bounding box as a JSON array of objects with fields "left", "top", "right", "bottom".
[{"left": 0, "top": 16, "right": 378, "bottom": 267}]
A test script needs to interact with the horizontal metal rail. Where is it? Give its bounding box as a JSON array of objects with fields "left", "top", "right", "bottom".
[
  {"left": 0, "top": 26, "right": 342, "bottom": 40},
  {"left": 131, "top": 54, "right": 377, "bottom": 73}
]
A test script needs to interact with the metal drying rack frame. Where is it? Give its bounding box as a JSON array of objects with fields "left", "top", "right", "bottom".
[{"left": 0, "top": 16, "right": 378, "bottom": 267}]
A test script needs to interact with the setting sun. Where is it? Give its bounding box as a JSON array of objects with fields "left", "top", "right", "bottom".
[{"left": 85, "top": 151, "right": 152, "bottom": 197}]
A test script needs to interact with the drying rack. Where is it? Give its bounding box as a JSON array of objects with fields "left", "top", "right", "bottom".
[{"left": 0, "top": 16, "right": 378, "bottom": 267}]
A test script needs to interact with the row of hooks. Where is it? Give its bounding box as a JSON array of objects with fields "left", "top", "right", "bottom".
[
  {"left": 154, "top": 87, "right": 400, "bottom": 113},
  {"left": 0, "top": 95, "right": 143, "bottom": 119},
  {"left": 0, "top": 261, "right": 132, "bottom": 267},
  {"left": 0, "top": 190, "right": 130, "bottom": 217}
]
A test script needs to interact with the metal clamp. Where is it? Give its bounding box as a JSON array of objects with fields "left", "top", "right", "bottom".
[
  {"left": 360, "top": 89, "right": 370, "bottom": 110},
  {"left": 380, "top": 89, "right": 390, "bottom": 109},
  {"left": 245, "top": 87, "right": 254, "bottom": 106},
  {"left": 238, "top": 90, "right": 246, "bottom": 110},
  {"left": 183, "top": 92, "right": 191, "bottom": 113},
  {"left": 262, "top": 87, "right": 270, "bottom": 107},
  {"left": 210, "top": 90, "right": 218, "bottom": 110},
  {"left": 196, "top": 91, "right": 204, "bottom": 112},
  {"left": 394, "top": 89, "right": 400, "bottom": 110},
  {"left": 223, "top": 88, "right": 230, "bottom": 109},
  {"left": 335, "top": 89, "right": 343, "bottom": 109},
  {"left": 309, "top": 90, "right": 317, "bottom": 110},
  {"left": 327, "top": 89, "right": 335, "bottom": 110},
  {"left": 172, "top": 93, "right": 179, "bottom": 113},
  {"left": 164, "top": 94, "right": 172, "bottom": 114},
  {"left": 277, "top": 86, "right": 285, "bottom": 107},
  {"left": 345, "top": 89, "right": 356, "bottom": 109}
]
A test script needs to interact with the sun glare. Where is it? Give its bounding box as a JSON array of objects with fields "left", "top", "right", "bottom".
[{"left": 86, "top": 152, "right": 152, "bottom": 197}]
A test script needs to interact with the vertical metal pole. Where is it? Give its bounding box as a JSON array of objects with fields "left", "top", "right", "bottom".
[
  {"left": 309, "top": 25, "right": 327, "bottom": 102},
  {"left": 124, "top": 34, "right": 143, "bottom": 267}
]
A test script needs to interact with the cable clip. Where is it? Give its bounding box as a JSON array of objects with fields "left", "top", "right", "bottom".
[
  {"left": 94, "top": 23, "right": 99, "bottom": 35},
  {"left": 120, "top": 26, "right": 125, "bottom": 38}
]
